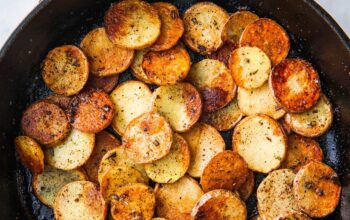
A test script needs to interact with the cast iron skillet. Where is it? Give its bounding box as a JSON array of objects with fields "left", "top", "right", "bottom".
[{"left": 0, "top": 0, "right": 349, "bottom": 219}]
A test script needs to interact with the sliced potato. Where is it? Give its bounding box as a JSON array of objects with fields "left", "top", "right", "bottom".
[
  {"left": 15, "top": 136, "right": 44, "bottom": 174},
  {"left": 279, "top": 118, "right": 293, "bottom": 136},
  {"left": 192, "top": 189, "right": 247, "bottom": 220},
  {"left": 284, "top": 94, "right": 333, "bottom": 137},
  {"left": 131, "top": 49, "right": 152, "bottom": 84},
  {"left": 86, "top": 74, "right": 118, "bottom": 93},
  {"left": 232, "top": 114, "right": 287, "bottom": 173},
  {"left": 275, "top": 211, "right": 311, "bottom": 220},
  {"left": 45, "top": 129, "right": 95, "bottom": 170},
  {"left": 32, "top": 165, "right": 87, "bottom": 207},
  {"left": 207, "top": 42, "right": 237, "bottom": 66},
  {"left": 238, "top": 170, "right": 255, "bottom": 201},
  {"left": 45, "top": 94, "right": 72, "bottom": 110},
  {"left": 155, "top": 175, "right": 204, "bottom": 220},
  {"left": 110, "top": 80, "right": 152, "bottom": 135},
  {"left": 250, "top": 216, "right": 261, "bottom": 220},
  {"left": 152, "top": 83, "right": 202, "bottom": 132},
  {"left": 293, "top": 161, "right": 341, "bottom": 218},
  {"left": 104, "top": 0, "right": 161, "bottom": 49},
  {"left": 188, "top": 59, "right": 236, "bottom": 112},
  {"left": 152, "top": 218, "right": 167, "bottom": 220},
  {"left": 183, "top": 2, "right": 229, "bottom": 55},
  {"left": 42, "top": 45, "right": 89, "bottom": 96}
]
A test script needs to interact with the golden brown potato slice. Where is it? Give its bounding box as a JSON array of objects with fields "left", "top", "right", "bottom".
[
  {"left": 192, "top": 189, "right": 247, "bottom": 220},
  {"left": 32, "top": 165, "right": 87, "bottom": 207},
  {"left": 232, "top": 114, "right": 287, "bottom": 173},
  {"left": 54, "top": 181, "right": 107, "bottom": 220},
  {"left": 183, "top": 2, "right": 229, "bottom": 55},
  {"left": 182, "top": 123, "right": 225, "bottom": 177},
  {"left": 142, "top": 46, "right": 191, "bottom": 85},
  {"left": 44, "top": 94, "right": 71, "bottom": 110},
  {"left": 21, "top": 101, "right": 70, "bottom": 145},
  {"left": 45, "top": 129, "right": 95, "bottom": 170},
  {"left": 155, "top": 175, "right": 204, "bottom": 220},
  {"left": 207, "top": 42, "right": 237, "bottom": 67},
  {"left": 275, "top": 211, "right": 311, "bottom": 220},
  {"left": 188, "top": 59, "right": 236, "bottom": 112},
  {"left": 15, "top": 136, "right": 44, "bottom": 174},
  {"left": 151, "top": 83, "right": 202, "bottom": 132},
  {"left": 293, "top": 161, "right": 341, "bottom": 218},
  {"left": 149, "top": 2, "right": 184, "bottom": 51},
  {"left": 86, "top": 74, "right": 118, "bottom": 93},
  {"left": 110, "top": 183, "right": 156, "bottom": 220},
  {"left": 42, "top": 45, "right": 89, "bottom": 96},
  {"left": 131, "top": 49, "right": 152, "bottom": 84},
  {"left": 152, "top": 218, "right": 167, "bottom": 220},
  {"left": 270, "top": 59, "right": 321, "bottom": 112},
  {"left": 240, "top": 18, "right": 290, "bottom": 66},
  {"left": 238, "top": 170, "right": 255, "bottom": 201},
  {"left": 104, "top": 0, "right": 161, "bottom": 49},
  {"left": 250, "top": 215, "right": 261, "bottom": 220},
  {"left": 284, "top": 95, "right": 333, "bottom": 137}
]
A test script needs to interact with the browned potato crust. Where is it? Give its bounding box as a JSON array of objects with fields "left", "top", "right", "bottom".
[
  {"left": 207, "top": 42, "right": 237, "bottom": 66},
  {"left": 86, "top": 74, "right": 118, "bottom": 93},
  {"left": 279, "top": 118, "right": 293, "bottom": 136},
  {"left": 275, "top": 211, "right": 311, "bottom": 220},
  {"left": 238, "top": 170, "right": 255, "bottom": 201},
  {"left": 45, "top": 94, "right": 72, "bottom": 110},
  {"left": 250, "top": 215, "right": 261, "bottom": 220},
  {"left": 131, "top": 49, "right": 152, "bottom": 84},
  {"left": 15, "top": 136, "right": 44, "bottom": 174}
]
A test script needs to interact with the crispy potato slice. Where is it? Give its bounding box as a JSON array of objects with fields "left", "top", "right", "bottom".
[
  {"left": 104, "top": 0, "right": 161, "bottom": 49},
  {"left": 110, "top": 80, "right": 152, "bottom": 135},
  {"left": 15, "top": 136, "right": 44, "bottom": 174},
  {"left": 54, "top": 181, "right": 107, "bottom": 220},
  {"left": 257, "top": 169, "right": 300, "bottom": 219},
  {"left": 293, "top": 161, "right": 341, "bottom": 218},
  {"left": 152, "top": 83, "right": 202, "bottom": 132},
  {"left": 142, "top": 46, "right": 191, "bottom": 85},
  {"left": 149, "top": 2, "right": 184, "bottom": 51},
  {"left": 45, "top": 94, "right": 72, "bottom": 110},
  {"left": 284, "top": 95, "right": 333, "bottom": 137},
  {"left": 275, "top": 211, "right": 311, "bottom": 220},
  {"left": 32, "top": 165, "right": 86, "bottom": 207},
  {"left": 155, "top": 175, "right": 204, "bottom": 220},
  {"left": 240, "top": 18, "right": 290, "bottom": 66},
  {"left": 270, "top": 59, "right": 321, "bottom": 112},
  {"left": 86, "top": 74, "right": 118, "bottom": 93},
  {"left": 207, "top": 42, "right": 237, "bottom": 66},
  {"left": 45, "top": 129, "right": 95, "bottom": 170},
  {"left": 131, "top": 49, "right": 152, "bottom": 83},
  {"left": 144, "top": 133, "right": 190, "bottom": 183},
  {"left": 42, "top": 45, "right": 89, "bottom": 96},
  {"left": 237, "top": 83, "right": 286, "bottom": 119},
  {"left": 232, "top": 114, "right": 287, "bottom": 173},
  {"left": 183, "top": 2, "right": 229, "bottom": 55},
  {"left": 238, "top": 170, "right": 255, "bottom": 201},
  {"left": 192, "top": 189, "right": 247, "bottom": 220},
  {"left": 111, "top": 183, "right": 155, "bottom": 220},
  {"left": 188, "top": 59, "right": 236, "bottom": 112},
  {"left": 21, "top": 101, "right": 70, "bottom": 145},
  {"left": 250, "top": 215, "right": 262, "bottom": 220}
]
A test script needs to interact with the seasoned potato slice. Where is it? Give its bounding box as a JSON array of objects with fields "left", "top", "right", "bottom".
[
  {"left": 188, "top": 59, "right": 236, "bottom": 112},
  {"left": 237, "top": 83, "right": 286, "bottom": 119},
  {"left": 250, "top": 216, "right": 261, "bottom": 220},
  {"left": 110, "top": 80, "right": 152, "bottom": 135},
  {"left": 233, "top": 114, "right": 287, "bottom": 173},
  {"left": 21, "top": 101, "right": 70, "bottom": 145},
  {"left": 183, "top": 2, "right": 229, "bottom": 55},
  {"left": 182, "top": 123, "right": 225, "bottom": 177},
  {"left": 152, "top": 218, "right": 167, "bottom": 220},
  {"left": 240, "top": 18, "right": 290, "bottom": 66},
  {"left": 238, "top": 170, "right": 255, "bottom": 201},
  {"left": 257, "top": 169, "right": 300, "bottom": 219},
  {"left": 45, "top": 94, "right": 72, "bottom": 110},
  {"left": 111, "top": 183, "right": 156, "bottom": 220},
  {"left": 104, "top": 0, "right": 161, "bottom": 49},
  {"left": 152, "top": 83, "right": 202, "bottom": 132},
  {"left": 144, "top": 133, "right": 190, "bottom": 183},
  {"left": 275, "top": 211, "right": 311, "bottom": 220},
  {"left": 54, "top": 181, "right": 107, "bottom": 220},
  {"left": 293, "top": 161, "right": 341, "bottom": 218},
  {"left": 192, "top": 189, "right": 247, "bottom": 220},
  {"left": 32, "top": 165, "right": 87, "bottom": 207},
  {"left": 155, "top": 175, "right": 204, "bottom": 220},
  {"left": 86, "top": 74, "right": 118, "bottom": 93},
  {"left": 131, "top": 49, "right": 152, "bottom": 84},
  {"left": 42, "top": 45, "right": 89, "bottom": 96},
  {"left": 45, "top": 129, "right": 95, "bottom": 170},
  {"left": 15, "top": 136, "right": 44, "bottom": 174},
  {"left": 270, "top": 59, "right": 321, "bottom": 112},
  {"left": 284, "top": 95, "right": 333, "bottom": 137},
  {"left": 207, "top": 42, "right": 237, "bottom": 66}
]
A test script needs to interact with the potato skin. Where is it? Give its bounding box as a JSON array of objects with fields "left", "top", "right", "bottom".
[
  {"left": 207, "top": 42, "right": 237, "bottom": 67},
  {"left": 238, "top": 170, "right": 255, "bottom": 201},
  {"left": 15, "top": 136, "right": 44, "bottom": 174},
  {"left": 86, "top": 74, "right": 118, "bottom": 93},
  {"left": 131, "top": 49, "right": 152, "bottom": 84}
]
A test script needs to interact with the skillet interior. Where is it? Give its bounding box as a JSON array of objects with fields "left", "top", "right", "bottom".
[{"left": 0, "top": 0, "right": 349, "bottom": 219}]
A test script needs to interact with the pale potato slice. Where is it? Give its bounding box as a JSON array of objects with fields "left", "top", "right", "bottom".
[
  {"left": 284, "top": 95, "right": 333, "bottom": 137},
  {"left": 275, "top": 211, "right": 311, "bottom": 220},
  {"left": 152, "top": 83, "right": 202, "bottom": 132},
  {"left": 54, "top": 181, "right": 107, "bottom": 220},
  {"left": 104, "top": 0, "right": 161, "bottom": 49},
  {"left": 144, "top": 133, "right": 190, "bottom": 183},
  {"left": 188, "top": 59, "right": 236, "bottom": 112},
  {"left": 232, "top": 114, "right": 287, "bottom": 173},
  {"left": 183, "top": 2, "right": 229, "bottom": 55},
  {"left": 131, "top": 49, "right": 152, "bottom": 84},
  {"left": 110, "top": 80, "right": 152, "bottom": 135},
  {"left": 32, "top": 165, "right": 87, "bottom": 207},
  {"left": 182, "top": 123, "right": 225, "bottom": 177},
  {"left": 238, "top": 170, "right": 255, "bottom": 201},
  {"left": 192, "top": 189, "right": 247, "bottom": 220},
  {"left": 238, "top": 83, "right": 286, "bottom": 119},
  {"left": 45, "top": 129, "right": 95, "bottom": 170},
  {"left": 15, "top": 136, "right": 44, "bottom": 174},
  {"left": 155, "top": 175, "right": 204, "bottom": 220},
  {"left": 293, "top": 161, "right": 341, "bottom": 218},
  {"left": 257, "top": 169, "right": 300, "bottom": 220}
]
